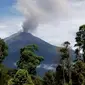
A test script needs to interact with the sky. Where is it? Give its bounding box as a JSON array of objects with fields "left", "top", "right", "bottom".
[
  {"left": 0, "top": 0, "right": 24, "bottom": 38},
  {"left": 0, "top": 0, "right": 85, "bottom": 47}
]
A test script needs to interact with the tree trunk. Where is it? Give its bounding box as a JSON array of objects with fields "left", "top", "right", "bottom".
[
  {"left": 68, "top": 49, "right": 72, "bottom": 85},
  {"left": 62, "top": 60, "right": 65, "bottom": 85}
]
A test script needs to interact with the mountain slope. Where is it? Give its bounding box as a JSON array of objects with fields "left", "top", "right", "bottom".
[
  {"left": 3, "top": 32, "right": 75, "bottom": 75},
  {"left": 3, "top": 32, "right": 61, "bottom": 75}
]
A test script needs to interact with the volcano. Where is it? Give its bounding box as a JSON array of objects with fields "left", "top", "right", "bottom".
[{"left": 3, "top": 32, "right": 74, "bottom": 75}]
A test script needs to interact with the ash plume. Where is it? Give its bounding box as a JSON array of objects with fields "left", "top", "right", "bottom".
[
  {"left": 16, "top": 0, "right": 69, "bottom": 33},
  {"left": 23, "top": 16, "right": 38, "bottom": 32}
]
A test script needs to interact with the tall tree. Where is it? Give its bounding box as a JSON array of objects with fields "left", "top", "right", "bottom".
[
  {"left": 0, "top": 38, "right": 8, "bottom": 85},
  {"left": 60, "top": 47, "right": 67, "bottom": 85},
  {"left": 60, "top": 41, "right": 72, "bottom": 85},
  {"left": 64, "top": 41, "right": 72, "bottom": 85},
  {"left": 75, "top": 25, "right": 85, "bottom": 62},
  {"left": 0, "top": 38, "right": 8, "bottom": 63},
  {"left": 17, "top": 44, "right": 44, "bottom": 75}
]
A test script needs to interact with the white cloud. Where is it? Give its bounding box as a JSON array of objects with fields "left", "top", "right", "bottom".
[
  {"left": 37, "top": 64, "right": 57, "bottom": 70},
  {"left": 0, "top": 17, "right": 24, "bottom": 38},
  {"left": 31, "top": 18, "right": 85, "bottom": 48},
  {"left": 31, "top": 0, "right": 85, "bottom": 48},
  {"left": 0, "top": 25, "right": 7, "bottom": 29}
]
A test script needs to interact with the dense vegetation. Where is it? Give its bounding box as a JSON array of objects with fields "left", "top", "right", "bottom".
[{"left": 0, "top": 25, "right": 85, "bottom": 85}]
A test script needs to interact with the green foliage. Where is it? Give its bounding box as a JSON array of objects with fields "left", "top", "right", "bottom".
[
  {"left": 0, "top": 64, "right": 10, "bottom": 85},
  {"left": 75, "top": 25, "right": 85, "bottom": 62},
  {"left": 63, "top": 41, "right": 70, "bottom": 48},
  {"left": 60, "top": 47, "right": 69, "bottom": 59},
  {"left": 0, "top": 38, "right": 8, "bottom": 63},
  {"left": 43, "top": 71, "right": 56, "bottom": 85},
  {"left": 56, "top": 65, "right": 65, "bottom": 85},
  {"left": 8, "top": 69, "right": 34, "bottom": 85},
  {"left": 72, "top": 61, "right": 85, "bottom": 85},
  {"left": 17, "top": 44, "right": 44, "bottom": 75},
  {"left": 7, "top": 69, "right": 17, "bottom": 77},
  {"left": 20, "top": 44, "right": 38, "bottom": 53},
  {"left": 32, "top": 76, "right": 43, "bottom": 85},
  {"left": 59, "top": 41, "right": 72, "bottom": 85}
]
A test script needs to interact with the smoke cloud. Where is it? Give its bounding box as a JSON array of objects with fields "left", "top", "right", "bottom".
[{"left": 16, "top": 0, "right": 69, "bottom": 32}]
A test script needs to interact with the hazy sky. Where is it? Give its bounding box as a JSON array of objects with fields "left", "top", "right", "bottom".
[{"left": 0, "top": 0, "right": 85, "bottom": 47}]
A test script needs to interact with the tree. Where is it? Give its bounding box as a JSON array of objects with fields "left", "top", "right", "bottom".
[
  {"left": 63, "top": 41, "right": 72, "bottom": 85},
  {"left": 72, "top": 61, "right": 85, "bottom": 85},
  {"left": 75, "top": 25, "right": 85, "bottom": 62},
  {"left": 74, "top": 48, "right": 81, "bottom": 61},
  {"left": 32, "top": 76, "right": 43, "bottom": 85},
  {"left": 43, "top": 71, "right": 56, "bottom": 85},
  {"left": 0, "top": 39, "right": 8, "bottom": 85},
  {"left": 7, "top": 69, "right": 17, "bottom": 78},
  {"left": 17, "top": 44, "right": 44, "bottom": 75},
  {"left": 63, "top": 41, "right": 70, "bottom": 49},
  {"left": 0, "top": 38, "right": 8, "bottom": 63},
  {"left": 59, "top": 41, "right": 72, "bottom": 85},
  {"left": 60, "top": 47, "right": 67, "bottom": 85},
  {"left": 56, "top": 65, "right": 67, "bottom": 85},
  {"left": 8, "top": 69, "right": 34, "bottom": 85},
  {"left": 0, "top": 64, "right": 10, "bottom": 85}
]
